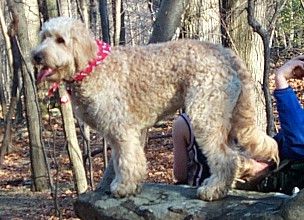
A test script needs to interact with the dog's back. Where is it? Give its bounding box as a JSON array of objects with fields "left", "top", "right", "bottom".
[{"left": 83, "top": 40, "right": 243, "bottom": 127}]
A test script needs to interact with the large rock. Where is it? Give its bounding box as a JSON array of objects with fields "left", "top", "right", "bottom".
[
  {"left": 74, "top": 183, "right": 293, "bottom": 220},
  {"left": 280, "top": 189, "right": 304, "bottom": 220}
]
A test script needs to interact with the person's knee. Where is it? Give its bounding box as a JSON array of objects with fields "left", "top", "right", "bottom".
[
  {"left": 172, "top": 115, "right": 190, "bottom": 183},
  {"left": 172, "top": 116, "right": 190, "bottom": 144}
]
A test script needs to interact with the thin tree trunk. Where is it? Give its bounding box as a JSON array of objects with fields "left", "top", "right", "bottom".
[
  {"left": 0, "top": 46, "right": 21, "bottom": 161},
  {"left": 103, "top": 138, "right": 108, "bottom": 168},
  {"left": 247, "top": 0, "right": 275, "bottom": 136},
  {"left": 59, "top": 85, "right": 88, "bottom": 194},
  {"left": 268, "top": 0, "right": 288, "bottom": 48},
  {"left": 89, "top": 0, "right": 98, "bottom": 36},
  {"left": 0, "top": 16, "right": 23, "bottom": 161},
  {"left": 81, "top": 122, "right": 94, "bottom": 189},
  {"left": 76, "top": 0, "right": 89, "bottom": 27},
  {"left": 0, "top": 5, "right": 13, "bottom": 119},
  {"left": 99, "top": 0, "right": 111, "bottom": 44},
  {"left": 59, "top": 0, "right": 71, "bottom": 17},
  {"left": 0, "top": 59, "right": 8, "bottom": 127},
  {"left": 287, "top": 0, "right": 294, "bottom": 48},
  {"left": 7, "top": 0, "right": 50, "bottom": 191},
  {"left": 0, "top": 4, "right": 13, "bottom": 75},
  {"left": 119, "top": 1, "right": 125, "bottom": 45},
  {"left": 113, "top": 0, "right": 122, "bottom": 45}
]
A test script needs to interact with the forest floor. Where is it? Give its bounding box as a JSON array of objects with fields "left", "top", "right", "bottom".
[
  {"left": 0, "top": 116, "right": 175, "bottom": 220},
  {"left": 1, "top": 50, "right": 304, "bottom": 219}
]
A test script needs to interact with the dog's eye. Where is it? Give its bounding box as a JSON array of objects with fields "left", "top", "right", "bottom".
[{"left": 56, "top": 37, "right": 65, "bottom": 44}]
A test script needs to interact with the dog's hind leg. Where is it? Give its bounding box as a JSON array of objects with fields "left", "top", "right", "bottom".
[
  {"left": 229, "top": 79, "right": 279, "bottom": 165},
  {"left": 229, "top": 55, "right": 279, "bottom": 165},
  {"left": 109, "top": 128, "right": 147, "bottom": 197},
  {"left": 185, "top": 77, "right": 241, "bottom": 201}
]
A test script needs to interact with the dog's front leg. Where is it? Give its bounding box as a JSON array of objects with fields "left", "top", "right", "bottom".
[{"left": 110, "top": 132, "right": 147, "bottom": 197}]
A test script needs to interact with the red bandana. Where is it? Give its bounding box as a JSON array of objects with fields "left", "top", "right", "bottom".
[
  {"left": 72, "top": 40, "right": 111, "bottom": 81},
  {"left": 47, "top": 40, "right": 111, "bottom": 103}
]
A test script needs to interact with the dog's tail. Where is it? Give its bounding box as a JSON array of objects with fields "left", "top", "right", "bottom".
[{"left": 228, "top": 51, "right": 279, "bottom": 165}]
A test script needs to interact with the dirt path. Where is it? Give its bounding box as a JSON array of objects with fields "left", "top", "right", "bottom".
[{"left": 0, "top": 188, "right": 53, "bottom": 219}]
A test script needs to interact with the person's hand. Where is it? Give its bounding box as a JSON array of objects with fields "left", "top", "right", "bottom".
[{"left": 275, "top": 55, "right": 304, "bottom": 80}]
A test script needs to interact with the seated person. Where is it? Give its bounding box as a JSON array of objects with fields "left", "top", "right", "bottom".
[{"left": 172, "top": 56, "right": 304, "bottom": 186}]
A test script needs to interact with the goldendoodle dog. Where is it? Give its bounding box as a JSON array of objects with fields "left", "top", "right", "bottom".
[{"left": 31, "top": 17, "right": 279, "bottom": 201}]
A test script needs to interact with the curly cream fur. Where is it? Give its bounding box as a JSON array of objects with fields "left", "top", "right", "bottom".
[{"left": 31, "top": 17, "right": 279, "bottom": 201}]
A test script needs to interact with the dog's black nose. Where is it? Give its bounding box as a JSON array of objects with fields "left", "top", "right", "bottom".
[{"left": 33, "top": 53, "right": 43, "bottom": 64}]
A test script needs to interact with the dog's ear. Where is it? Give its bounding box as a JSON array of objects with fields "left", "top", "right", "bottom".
[{"left": 70, "top": 20, "right": 97, "bottom": 71}]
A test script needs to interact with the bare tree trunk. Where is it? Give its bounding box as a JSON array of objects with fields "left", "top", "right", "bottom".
[
  {"left": 103, "top": 138, "right": 108, "bottom": 168},
  {"left": 0, "top": 5, "right": 13, "bottom": 119},
  {"left": 44, "top": 0, "right": 60, "bottom": 18},
  {"left": 112, "top": 0, "right": 121, "bottom": 45},
  {"left": 59, "top": 86, "right": 88, "bottom": 194},
  {"left": 0, "top": 34, "right": 22, "bottom": 162},
  {"left": 0, "top": 4, "right": 13, "bottom": 75},
  {"left": 0, "top": 61, "right": 8, "bottom": 120},
  {"left": 99, "top": 0, "right": 111, "bottom": 43},
  {"left": 89, "top": 0, "right": 98, "bottom": 36},
  {"left": 268, "top": 0, "right": 288, "bottom": 48},
  {"left": 223, "top": 0, "right": 268, "bottom": 130},
  {"left": 7, "top": 0, "right": 50, "bottom": 191},
  {"left": 77, "top": 0, "right": 90, "bottom": 27},
  {"left": 120, "top": 1, "right": 125, "bottom": 45},
  {"left": 59, "top": 0, "right": 72, "bottom": 17},
  {"left": 149, "top": 0, "right": 189, "bottom": 43},
  {"left": 182, "top": 0, "right": 221, "bottom": 44},
  {"left": 80, "top": 122, "right": 94, "bottom": 189}
]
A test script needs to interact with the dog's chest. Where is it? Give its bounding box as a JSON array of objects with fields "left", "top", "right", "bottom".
[{"left": 70, "top": 90, "right": 116, "bottom": 133}]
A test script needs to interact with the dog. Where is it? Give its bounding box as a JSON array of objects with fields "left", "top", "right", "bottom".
[{"left": 31, "top": 17, "right": 279, "bottom": 201}]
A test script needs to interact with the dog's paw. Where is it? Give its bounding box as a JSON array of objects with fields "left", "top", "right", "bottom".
[
  {"left": 197, "top": 185, "right": 228, "bottom": 201},
  {"left": 197, "top": 177, "right": 228, "bottom": 201},
  {"left": 110, "top": 180, "right": 142, "bottom": 197}
]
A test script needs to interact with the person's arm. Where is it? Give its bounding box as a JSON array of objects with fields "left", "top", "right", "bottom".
[
  {"left": 274, "top": 55, "right": 304, "bottom": 89},
  {"left": 274, "top": 56, "right": 304, "bottom": 146},
  {"left": 274, "top": 88, "right": 304, "bottom": 135}
]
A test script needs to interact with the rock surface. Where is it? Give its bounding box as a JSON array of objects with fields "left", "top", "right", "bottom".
[
  {"left": 280, "top": 188, "right": 304, "bottom": 220},
  {"left": 74, "top": 183, "right": 299, "bottom": 220}
]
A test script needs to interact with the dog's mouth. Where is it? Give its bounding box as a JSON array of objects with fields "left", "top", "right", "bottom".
[{"left": 37, "top": 67, "right": 54, "bottom": 83}]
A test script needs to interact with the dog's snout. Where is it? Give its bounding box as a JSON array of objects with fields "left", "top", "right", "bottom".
[{"left": 33, "top": 52, "right": 43, "bottom": 64}]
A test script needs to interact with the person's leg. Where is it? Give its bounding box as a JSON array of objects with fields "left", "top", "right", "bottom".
[
  {"left": 172, "top": 115, "right": 190, "bottom": 184},
  {"left": 173, "top": 117, "right": 270, "bottom": 185}
]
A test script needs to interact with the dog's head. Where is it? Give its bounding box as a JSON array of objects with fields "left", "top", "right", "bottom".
[{"left": 31, "top": 17, "right": 97, "bottom": 83}]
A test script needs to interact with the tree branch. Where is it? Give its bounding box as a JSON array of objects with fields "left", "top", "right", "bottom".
[{"left": 247, "top": 0, "right": 275, "bottom": 136}]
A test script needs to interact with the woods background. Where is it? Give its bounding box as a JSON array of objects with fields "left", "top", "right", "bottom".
[{"left": 0, "top": 0, "right": 304, "bottom": 219}]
